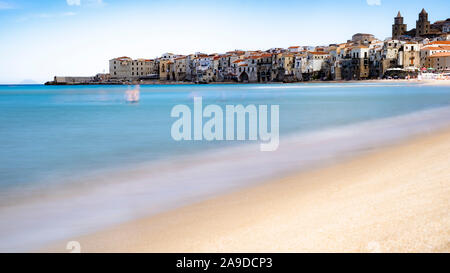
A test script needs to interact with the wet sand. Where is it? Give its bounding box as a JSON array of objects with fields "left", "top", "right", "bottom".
[{"left": 44, "top": 128, "right": 450, "bottom": 253}]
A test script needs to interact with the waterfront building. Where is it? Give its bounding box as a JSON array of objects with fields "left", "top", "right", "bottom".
[
  {"left": 368, "top": 43, "right": 384, "bottom": 78},
  {"left": 420, "top": 45, "right": 450, "bottom": 68},
  {"left": 268, "top": 52, "right": 296, "bottom": 82},
  {"left": 212, "top": 54, "right": 233, "bottom": 81},
  {"left": 399, "top": 42, "right": 420, "bottom": 71},
  {"left": 353, "top": 45, "right": 370, "bottom": 79},
  {"left": 109, "top": 56, "right": 132, "bottom": 78},
  {"left": 211, "top": 55, "right": 222, "bottom": 82},
  {"left": 174, "top": 56, "right": 188, "bottom": 81},
  {"left": 282, "top": 53, "right": 296, "bottom": 82},
  {"left": 294, "top": 52, "right": 308, "bottom": 80},
  {"left": 245, "top": 55, "right": 260, "bottom": 83},
  {"left": 159, "top": 59, "right": 175, "bottom": 81},
  {"left": 340, "top": 45, "right": 370, "bottom": 80},
  {"left": 271, "top": 53, "right": 286, "bottom": 82},
  {"left": 109, "top": 57, "right": 154, "bottom": 79},
  {"left": 380, "top": 40, "right": 402, "bottom": 75},
  {"left": 193, "top": 55, "right": 214, "bottom": 83},
  {"left": 428, "top": 52, "right": 450, "bottom": 71},
  {"left": 288, "top": 46, "right": 300, "bottom": 53},
  {"left": 327, "top": 47, "right": 340, "bottom": 80},
  {"left": 256, "top": 53, "right": 273, "bottom": 82},
  {"left": 306, "top": 51, "right": 330, "bottom": 73},
  {"left": 236, "top": 59, "right": 257, "bottom": 83}
]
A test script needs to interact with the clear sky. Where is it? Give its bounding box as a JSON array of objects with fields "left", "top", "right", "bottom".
[{"left": 0, "top": 0, "right": 448, "bottom": 83}]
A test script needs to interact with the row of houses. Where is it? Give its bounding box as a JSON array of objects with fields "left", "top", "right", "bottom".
[
  {"left": 109, "top": 37, "right": 450, "bottom": 83},
  {"left": 107, "top": 10, "right": 450, "bottom": 83}
]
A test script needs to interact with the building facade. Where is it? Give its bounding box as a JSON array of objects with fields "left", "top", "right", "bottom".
[
  {"left": 109, "top": 57, "right": 154, "bottom": 79},
  {"left": 428, "top": 52, "right": 450, "bottom": 71}
]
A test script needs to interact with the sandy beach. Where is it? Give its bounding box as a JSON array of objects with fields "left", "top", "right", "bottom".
[{"left": 43, "top": 127, "right": 450, "bottom": 253}]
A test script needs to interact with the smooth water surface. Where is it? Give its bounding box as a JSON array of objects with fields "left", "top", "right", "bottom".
[{"left": 1, "top": 82, "right": 449, "bottom": 193}]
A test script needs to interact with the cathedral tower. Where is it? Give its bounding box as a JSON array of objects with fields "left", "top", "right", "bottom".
[
  {"left": 416, "top": 8, "right": 430, "bottom": 37},
  {"left": 392, "top": 11, "right": 407, "bottom": 39}
]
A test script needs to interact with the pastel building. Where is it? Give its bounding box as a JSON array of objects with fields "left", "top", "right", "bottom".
[
  {"left": 109, "top": 57, "right": 154, "bottom": 79},
  {"left": 399, "top": 42, "right": 420, "bottom": 70},
  {"left": 428, "top": 52, "right": 450, "bottom": 71}
]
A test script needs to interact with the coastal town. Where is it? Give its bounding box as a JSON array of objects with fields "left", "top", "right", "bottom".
[{"left": 48, "top": 9, "right": 450, "bottom": 85}]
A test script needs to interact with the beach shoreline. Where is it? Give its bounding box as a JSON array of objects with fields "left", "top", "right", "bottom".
[
  {"left": 43, "top": 127, "right": 450, "bottom": 253},
  {"left": 2, "top": 83, "right": 449, "bottom": 252}
]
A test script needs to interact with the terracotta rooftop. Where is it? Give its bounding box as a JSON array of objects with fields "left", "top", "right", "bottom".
[
  {"left": 115, "top": 56, "right": 132, "bottom": 60},
  {"left": 227, "top": 50, "right": 245, "bottom": 55},
  {"left": 425, "top": 41, "right": 450, "bottom": 46},
  {"left": 429, "top": 52, "right": 450, "bottom": 58},
  {"left": 309, "top": 51, "right": 329, "bottom": 55},
  {"left": 424, "top": 47, "right": 446, "bottom": 51}
]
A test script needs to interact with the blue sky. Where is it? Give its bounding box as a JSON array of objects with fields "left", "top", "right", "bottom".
[{"left": 0, "top": 0, "right": 448, "bottom": 83}]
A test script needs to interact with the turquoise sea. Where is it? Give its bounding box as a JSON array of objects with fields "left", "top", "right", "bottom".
[{"left": 1, "top": 82, "right": 450, "bottom": 251}]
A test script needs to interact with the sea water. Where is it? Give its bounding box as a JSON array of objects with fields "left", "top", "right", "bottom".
[{"left": 1, "top": 82, "right": 450, "bottom": 251}]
